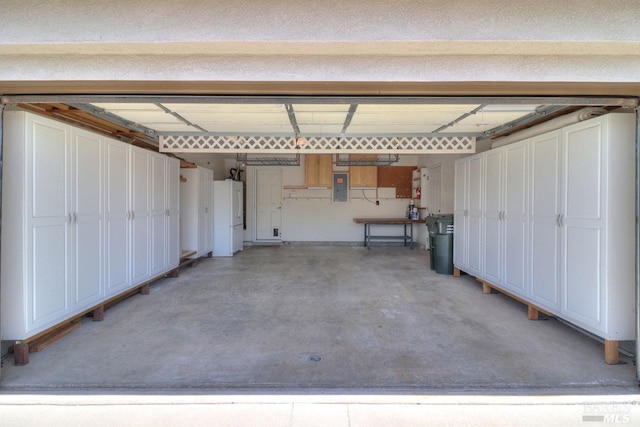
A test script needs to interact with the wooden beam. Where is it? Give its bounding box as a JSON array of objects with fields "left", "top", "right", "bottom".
[{"left": 180, "top": 159, "right": 198, "bottom": 168}]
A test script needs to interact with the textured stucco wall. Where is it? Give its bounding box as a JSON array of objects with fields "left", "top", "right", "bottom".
[{"left": 1, "top": 0, "right": 639, "bottom": 84}]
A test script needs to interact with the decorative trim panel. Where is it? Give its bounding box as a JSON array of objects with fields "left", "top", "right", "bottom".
[{"left": 160, "top": 135, "right": 475, "bottom": 154}]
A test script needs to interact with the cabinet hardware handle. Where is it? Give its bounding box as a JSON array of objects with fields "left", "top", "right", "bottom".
[
  {"left": 73, "top": 212, "right": 77, "bottom": 223},
  {"left": 560, "top": 214, "right": 564, "bottom": 227},
  {"left": 67, "top": 213, "right": 73, "bottom": 224}
]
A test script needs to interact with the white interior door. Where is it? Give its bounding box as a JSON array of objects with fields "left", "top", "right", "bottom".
[
  {"left": 255, "top": 169, "right": 282, "bottom": 240},
  {"left": 427, "top": 164, "right": 441, "bottom": 214}
]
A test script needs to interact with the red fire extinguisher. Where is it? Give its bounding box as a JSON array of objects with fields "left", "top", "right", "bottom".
[{"left": 416, "top": 186, "right": 421, "bottom": 199}]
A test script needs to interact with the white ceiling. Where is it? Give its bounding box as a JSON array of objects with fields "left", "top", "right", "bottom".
[{"left": 92, "top": 102, "right": 544, "bottom": 137}]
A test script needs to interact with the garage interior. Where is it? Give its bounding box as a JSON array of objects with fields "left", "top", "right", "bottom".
[{"left": 0, "top": 93, "right": 638, "bottom": 394}]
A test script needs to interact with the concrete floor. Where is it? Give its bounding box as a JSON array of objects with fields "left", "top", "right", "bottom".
[
  {"left": 1, "top": 245, "right": 639, "bottom": 426},
  {"left": 1, "top": 245, "right": 636, "bottom": 391}
]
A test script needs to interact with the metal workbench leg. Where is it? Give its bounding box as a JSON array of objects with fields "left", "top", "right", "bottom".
[
  {"left": 403, "top": 224, "right": 407, "bottom": 246},
  {"left": 410, "top": 223, "right": 414, "bottom": 249},
  {"left": 366, "top": 223, "right": 371, "bottom": 250},
  {"left": 363, "top": 223, "right": 367, "bottom": 247}
]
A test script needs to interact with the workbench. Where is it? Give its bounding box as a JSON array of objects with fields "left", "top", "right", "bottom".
[{"left": 353, "top": 218, "right": 423, "bottom": 249}]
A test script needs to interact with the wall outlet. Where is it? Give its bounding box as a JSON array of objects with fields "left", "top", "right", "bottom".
[{"left": 375, "top": 200, "right": 380, "bottom": 206}]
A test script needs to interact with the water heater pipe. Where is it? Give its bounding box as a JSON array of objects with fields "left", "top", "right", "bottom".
[{"left": 490, "top": 107, "right": 607, "bottom": 149}]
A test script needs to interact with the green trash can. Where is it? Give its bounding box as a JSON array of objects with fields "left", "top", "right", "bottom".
[
  {"left": 434, "top": 232, "right": 454, "bottom": 275},
  {"left": 425, "top": 216, "right": 439, "bottom": 270}
]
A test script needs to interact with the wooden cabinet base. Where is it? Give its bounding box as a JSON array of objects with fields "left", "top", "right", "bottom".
[
  {"left": 604, "top": 340, "right": 619, "bottom": 365},
  {"left": 7, "top": 267, "right": 184, "bottom": 366},
  {"left": 459, "top": 271, "right": 622, "bottom": 365}
]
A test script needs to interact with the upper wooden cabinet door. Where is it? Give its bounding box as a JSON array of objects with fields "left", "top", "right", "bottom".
[
  {"left": 349, "top": 155, "right": 378, "bottom": 187},
  {"left": 305, "top": 154, "right": 333, "bottom": 187}
]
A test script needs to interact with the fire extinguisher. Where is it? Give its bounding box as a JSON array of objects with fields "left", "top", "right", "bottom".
[{"left": 416, "top": 186, "right": 421, "bottom": 199}]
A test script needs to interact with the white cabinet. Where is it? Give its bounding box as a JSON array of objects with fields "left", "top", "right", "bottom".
[
  {"left": 502, "top": 141, "right": 528, "bottom": 295},
  {"left": 529, "top": 131, "right": 562, "bottom": 311},
  {"left": 166, "top": 158, "right": 181, "bottom": 269},
  {"left": 453, "top": 153, "right": 483, "bottom": 277},
  {"left": 180, "top": 166, "right": 214, "bottom": 258},
  {"left": 455, "top": 113, "right": 636, "bottom": 346},
  {"left": 71, "top": 129, "right": 105, "bottom": 307},
  {"left": 1, "top": 111, "right": 181, "bottom": 342},
  {"left": 557, "top": 115, "right": 635, "bottom": 339},
  {"left": 104, "top": 139, "right": 131, "bottom": 296},
  {"left": 482, "top": 148, "right": 504, "bottom": 286},
  {"left": 149, "top": 154, "right": 180, "bottom": 276},
  {"left": 482, "top": 140, "right": 528, "bottom": 296},
  {"left": 1, "top": 112, "right": 103, "bottom": 339},
  {"left": 130, "top": 146, "right": 151, "bottom": 285}
]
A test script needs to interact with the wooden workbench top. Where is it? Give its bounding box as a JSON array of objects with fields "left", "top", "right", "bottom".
[{"left": 353, "top": 217, "right": 423, "bottom": 224}]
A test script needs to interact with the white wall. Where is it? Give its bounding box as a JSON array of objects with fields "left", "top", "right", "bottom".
[
  {"left": 179, "top": 153, "right": 227, "bottom": 180},
  {"left": 246, "top": 155, "right": 426, "bottom": 244}
]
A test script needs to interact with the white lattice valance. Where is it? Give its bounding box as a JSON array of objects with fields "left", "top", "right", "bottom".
[{"left": 160, "top": 135, "right": 475, "bottom": 154}]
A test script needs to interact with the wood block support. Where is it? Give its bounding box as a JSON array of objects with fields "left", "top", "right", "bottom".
[
  {"left": 207, "top": 251, "right": 213, "bottom": 258},
  {"left": 453, "top": 267, "right": 461, "bottom": 277},
  {"left": 13, "top": 342, "right": 29, "bottom": 365},
  {"left": 140, "top": 283, "right": 150, "bottom": 295},
  {"left": 527, "top": 305, "right": 540, "bottom": 320},
  {"left": 93, "top": 305, "right": 105, "bottom": 321},
  {"left": 482, "top": 282, "right": 492, "bottom": 294},
  {"left": 604, "top": 339, "right": 619, "bottom": 365}
]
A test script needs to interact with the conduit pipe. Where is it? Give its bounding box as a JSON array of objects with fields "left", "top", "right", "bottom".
[
  {"left": 490, "top": 107, "right": 607, "bottom": 149},
  {"left": 636, "top": 106, "right": 640, "bottom": 385}
]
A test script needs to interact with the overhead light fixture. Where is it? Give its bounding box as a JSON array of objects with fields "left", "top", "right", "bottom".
[{"left": 295, "top": 136, "right": 307, "bottom": 147}]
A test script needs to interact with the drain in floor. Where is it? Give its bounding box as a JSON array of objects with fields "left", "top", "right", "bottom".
[{"left": 309, "top": 354, "right": 321, "bottom": 362}]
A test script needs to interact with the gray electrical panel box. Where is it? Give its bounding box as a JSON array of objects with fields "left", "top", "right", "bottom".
[{"left": 333, "top": 173, "right": 348, "bottom": 202}]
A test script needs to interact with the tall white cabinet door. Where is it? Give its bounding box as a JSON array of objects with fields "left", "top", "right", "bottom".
[
  {"left": 104, "top": 140, "right": 130, "bottom": 296},
  {"left": 529, "top": 131, "right": 562, "bottom": 311},
  {"left": 466, "top": 155, "right": 484, "bottom": 276},
  {"left": 149, "top": 153, "right": 168, "bottom": 276},
  {"left": 482, "top": 149, "right": 503, "bottom": 285},
  {"left": 26, "top": 117, "right": 71, "bottom": 331},
  {"left": 198, "top": 168, "right": 214, "bottom": 256},
  {"left": 130, "top": 147, "right": 151, "bottom": 285},
  {"left": 167, "top": 158, "right": 180, "bottom": 269},
  {"left": 72, "top": 130, "right": 104, "bottom": 306},
  {"left": 453, "top": 159, "right": 468, "bottom": 269},
  {"left": 560, "top": 121, "right": 604, "bottom": 330},
  {"left": 502, "top": 140, "right": 528, "bottom": 295}
]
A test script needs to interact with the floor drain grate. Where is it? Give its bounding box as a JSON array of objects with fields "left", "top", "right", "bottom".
[{"left": 309, "top": 354, "right": 321, "bottom": 362}]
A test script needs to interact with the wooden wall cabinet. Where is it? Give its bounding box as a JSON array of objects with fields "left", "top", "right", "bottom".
[
  {"left": 349, "top": 155, "right": 378, "bottom": 188},
  {"left": 305, "top": 154, "right": 332, "bottom": 188}
]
